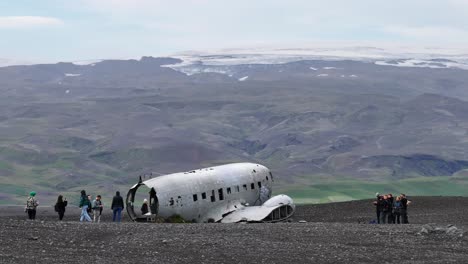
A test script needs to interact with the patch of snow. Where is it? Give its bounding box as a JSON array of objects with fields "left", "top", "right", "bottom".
[
  {"left": 317, "top": 74, "right": 329, "bottom": 77},
  {"left": 323, "top": 67, "right": 341, "bottom": 70},
  {"left": 164, "top": 44, "right": 468, "bottom": 72},
  {"left": 309, "top": 67, "right": 317, "bottom": 70},
  {"left": 238, "top": 76, "right": 249, "bottom": 81},
  {"left": 202, "top": 68, "right": 227, "bottom": 74},
  {"left": 72, "top": 59, "right": 103, "bottom": 66},
  {"left": 349, "top": 75, "right": 358, "bottom": 78},
  {"left": 64, "top": 73, "right": 81, "bottom": 77},
  {"left": 340, "top": 75, "right": 346, "bottom": 78},
  {"left": 65, "top": 90, "right": 70, "bottom": 94}
]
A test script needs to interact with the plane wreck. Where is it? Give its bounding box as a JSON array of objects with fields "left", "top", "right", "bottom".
[{"left": 126, "top": 163, "right": 295, "bottom": 223}]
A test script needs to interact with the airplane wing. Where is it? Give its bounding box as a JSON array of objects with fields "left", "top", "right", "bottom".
[{"left": 221, "top": 195, "right": 295, "bottom": 223}]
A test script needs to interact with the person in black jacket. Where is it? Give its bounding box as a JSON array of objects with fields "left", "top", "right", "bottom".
[
  {"left": 55, "top": 195, "right": 68, "bottom": 221},
  {"left": 141, "top": 199, "right": 149, "bottom": 215},
  {"left": 387, "top": 193, "right": 395, "bottom": 224},
  {"left": 111, "top": 191, "right": 124, "bottom": 222},
  {"left": 373, "top": 193, "right": 383, "bottom": 224},
  {"left": 380, "top": 195, "right": 390, "bottom": 224},
  {"left": 400, "top": 194, "right": 411, "bottom": 224}
]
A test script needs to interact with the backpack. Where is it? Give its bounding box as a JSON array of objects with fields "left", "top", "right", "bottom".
[
  {"left": 86, "top": 200, "right": 93, "bottom": 213},
  {"left": 92, "top": 199, "right": 100, "bottom": 210},
  {"left": 394, "top": 201, "right": 402, "bottom": 212},
  {"left": 26, "top": 197, "right": 38, "bottom": 209},
  {"left": 54, "top": 204, "right": 59, "bottom": 212}
]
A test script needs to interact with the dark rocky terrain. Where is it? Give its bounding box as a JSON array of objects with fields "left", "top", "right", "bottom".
[{"left": 1, "top": 197, "right": 466, "bottom": 264}]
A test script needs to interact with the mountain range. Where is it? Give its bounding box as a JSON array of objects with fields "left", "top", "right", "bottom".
[{"left": 1, "top": 48, "right": 468, "bottom": 204}]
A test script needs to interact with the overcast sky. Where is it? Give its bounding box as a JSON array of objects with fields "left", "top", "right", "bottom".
[{"left": 1, "top": 0, "right": 468, "bottom": 62}]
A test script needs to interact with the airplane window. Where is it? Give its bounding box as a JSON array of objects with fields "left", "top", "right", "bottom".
[
  {"left": 258, "top": 181, "right": 262, "bottom": 188},
  {"left": 236, "top": 185, "right": 240, "bottom": 192},
  {"left": 193, "top": 194, "right": 198, "bottom": 202},
  {"left": 202, "top": 192, "right": 207, "bottom": 199},
  {"left": 169, "top": 197, "right": 174, "bottom": 206},
  {"left": 211, "top": 190, "right": 216, "bottom": 202},
  {"left": 243, "top": 184, "right": 247, "bottom": 191},
  {"left": 251, "top": 183, "right": 255, "bottom": 190},
  {"left": 266, "top": 176, "right": 269, "bottom": 181},
  {"left": 269, "top": 171, "right": 274, "bottom": 181},
  {"left": 218, "top": 188, "right": 224, "bottom": 200},
  {"left": 227, "top": 187, "right": 231, "bottom": 194}
]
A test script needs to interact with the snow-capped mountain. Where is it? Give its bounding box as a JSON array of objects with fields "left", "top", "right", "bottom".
[{"left": 163, "top": 44, "right": 468, "bottom": 75}]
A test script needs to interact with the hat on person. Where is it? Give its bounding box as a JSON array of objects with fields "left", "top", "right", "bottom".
[
  {"left": 375, "top": 192, "right": 380, "bottom": 197},
  {"left": 143, "top": 198, "right": 148, "bottom": 203},
  {"left": 29, "top": 191, "right": 36, "bottom": 197}
]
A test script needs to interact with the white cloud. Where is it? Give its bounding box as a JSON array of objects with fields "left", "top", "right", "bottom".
[{"left": 0, "top": 16, "right": 64, "bottom": 29}]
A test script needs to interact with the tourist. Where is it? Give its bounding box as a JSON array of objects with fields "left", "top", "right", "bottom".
[
  {"left": 380, "top": 195, "right": 390, "bottom": 224},
  {"left": 111, "top": 191, "right": 124, "bottom": 222},
  {"left": 400, "top": 194, "right": 411, "bottom": 224},
  {"left": 25, "top": 191, "right": 39, "bottom": 220},
  {"left": 393, "top": 196, "right": 402, "bottom": 224},
  {"left": 79, "top": 190, "right": 92, "bottom": 222},
  {"left": 87, "top": 194, "right": 93, "bottom": 219},
  {"left": 387, "top": 193, "right": 395, "bottom": 224},
  {"left": 141, "top": 198, "right": 149, "bottom": 215},
  {"left": 55, "top": 195, "right": 68, "bottom": 221},
  {"left": 92, "top": 195, "right": 103, "bottom": 223},
  {"left": 373, "top": 193, "right": 383, "bottom": 224}
]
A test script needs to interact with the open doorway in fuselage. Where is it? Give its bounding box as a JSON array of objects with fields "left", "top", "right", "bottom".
[{"left": 126, "top": 183, "right": 158, "bottom": 222}]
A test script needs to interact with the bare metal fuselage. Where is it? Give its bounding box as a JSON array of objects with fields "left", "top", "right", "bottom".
[{"left": 126, "top": 163, "right": 294, "bottom": 223}]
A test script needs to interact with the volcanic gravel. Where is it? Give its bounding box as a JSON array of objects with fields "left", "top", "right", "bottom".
[{"left": 0, "top": 196, "right": 467, "bottom": 264}]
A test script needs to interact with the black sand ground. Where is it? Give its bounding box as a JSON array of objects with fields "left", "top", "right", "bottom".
[{"left": 0, "top": 196, "right": 467, "bottom": 264}]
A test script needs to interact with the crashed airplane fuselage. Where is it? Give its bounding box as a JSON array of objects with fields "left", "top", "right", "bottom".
[{"left": 126, "top": 163, "right": 295, "bottom": 223}]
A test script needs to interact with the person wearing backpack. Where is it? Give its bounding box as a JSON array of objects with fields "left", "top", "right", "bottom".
[
  {"left": 92, "top": 195, "right": 103, "bottom": 223},
  {"left": 25, "top": 191, "right": 39, "bottom": 220},
  {"left": 393, "top": 196, "right": 403, "bottom": 224},
  {"left": 79, "top": 190, "right": 92, "bottom": 222},
  {"left": 55, "top": 195, "right": 68, "bottom": 221}
]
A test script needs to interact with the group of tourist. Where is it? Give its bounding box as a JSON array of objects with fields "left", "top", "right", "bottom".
[
  {"left": 373, "top": 193, "right": 411, "bottom": 224},
  {"left": 24, "top": 190, "right": 126, "bottom": 222},
  {"left": 78, "top": 190, "right": 105, "bottom": 222}
]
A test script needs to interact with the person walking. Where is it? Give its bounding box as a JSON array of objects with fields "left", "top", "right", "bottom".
[
  {"left": 92, "top": 195, "right": 103, "bottom": 223},
  {"left": 55, "top": 195, "right": 68, "bottom": 221},
  {"left": 79, "top": 190, "right": 92, "bottom": 222},
  {"left": 25, "top": 191, "right": 39, "bottom": 220},
  {"left": 111, "top": 191, "right": 124, "bottom": 222}
]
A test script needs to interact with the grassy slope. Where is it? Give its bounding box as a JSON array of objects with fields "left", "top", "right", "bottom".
[{"left": 276, "top": 175, "right": 468, "bottom": 204}]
